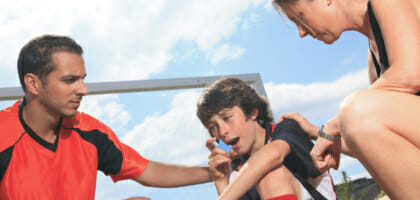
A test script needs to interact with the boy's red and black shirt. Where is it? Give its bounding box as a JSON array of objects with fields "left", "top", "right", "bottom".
[{"left": 228, "top": 119, "right": 320, "bottom": 200}]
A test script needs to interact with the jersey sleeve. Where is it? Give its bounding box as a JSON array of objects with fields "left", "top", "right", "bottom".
[
  {"left": 68, "top": 113, "right": 149, "bottom": 182},
  {"left": 93, "top": 122, "right": 149, "bottom": 182},
  {"left": 271, "top": 119, "right": 321, "bottom": 179},
  {"left": 109, "top": 142, "right": 149, "bottom": 182}
]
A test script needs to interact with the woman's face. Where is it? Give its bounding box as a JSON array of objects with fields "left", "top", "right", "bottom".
[{"left": 283, "top": 0, "right": 341, "bottom": 44}]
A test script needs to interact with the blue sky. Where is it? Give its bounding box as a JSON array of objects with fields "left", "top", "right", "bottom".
[{"left": 0, "top": 0, "right": 371, "bottom": 199}]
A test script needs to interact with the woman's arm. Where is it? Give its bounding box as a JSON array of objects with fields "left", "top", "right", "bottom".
[{"left": 369, "top": 0, "right": 420, "bottom": 93}]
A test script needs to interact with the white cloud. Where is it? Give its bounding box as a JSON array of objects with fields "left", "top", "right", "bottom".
[
  {"left": 79, "top": 94, "right": 131, "bottom": 132},
  {"left": 265, "top": 68, "right": 369, "bottom": 121},
  {"left": 122, "top": 91, "right": 209, "bottom": 165},
  {"left": 95, "top": 172, "right": 151, "bottom": 200},
  {"left": 208, "top": 44, "right": 245, "bottom": 64},
  {"left": 0, "top": 100, "right": 17, "bottom": 110},
  {"left": 0, "top": 0, "right": 267, "bottom": 84},
  {"left": 264, "top": 0, "right": 275, "bottom": 10},
  {"left": 334, "top": 172, "right": 372, "bottom": 184},
  {"left": 241, "top": 13, "right": 260, "bottom": 31},
  {"left": 349, "top": 172, "right": 372, "bottom": 180},
  {"left": 339, "top": 155, "right": 360, "bottom": 169},
  {"left": 94, "top": 91, "right": 211, "bottom": 200}
]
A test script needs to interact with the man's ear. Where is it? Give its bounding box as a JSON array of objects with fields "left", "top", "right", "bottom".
[
  {"left": 250, "top": 108, "right": 259, "bottom": 120},
  {"left": 24, "top": 73, "right": 42, "bottom": 95}
]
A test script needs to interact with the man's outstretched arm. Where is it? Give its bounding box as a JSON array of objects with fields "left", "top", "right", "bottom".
[{"left": 133, "top": 161, "right": 212, "bottom": 187}]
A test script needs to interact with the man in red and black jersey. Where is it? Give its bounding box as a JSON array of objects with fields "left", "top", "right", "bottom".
[{"left": 0, "top": 35, "right": 212, "bottom": 200}]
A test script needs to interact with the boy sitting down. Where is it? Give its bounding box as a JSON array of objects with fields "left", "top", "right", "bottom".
[{"left": 196, "top": 77, "right": 336, "bottom": 200}]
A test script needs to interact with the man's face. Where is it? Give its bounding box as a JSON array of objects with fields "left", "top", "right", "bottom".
[
  {"left": 38, "top": 51, "right": 88, "bottom": 117},
  {"left": 206, "top": 106, "right": 258, "bottom": 155}
]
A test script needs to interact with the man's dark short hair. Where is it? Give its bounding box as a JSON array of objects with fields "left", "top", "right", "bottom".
[
  {"left": 197, "top": 77, "right": 273, "bottom": 136},
  {"left": 17, "top": 34, "right": 83, "bottom": 91}
]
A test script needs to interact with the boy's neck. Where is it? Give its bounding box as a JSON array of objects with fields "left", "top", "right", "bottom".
[{"left": 249, "top": 123, "right": 267, "bottom": 155}]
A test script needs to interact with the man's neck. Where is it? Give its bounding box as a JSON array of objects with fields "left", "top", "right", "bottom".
[{"left": 23, "top": 100, "right": 61, "bottom": 143}]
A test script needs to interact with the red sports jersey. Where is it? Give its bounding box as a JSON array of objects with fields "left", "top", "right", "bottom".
[{"left": 0, "top": 100, "right": 149, "bottom": 200}]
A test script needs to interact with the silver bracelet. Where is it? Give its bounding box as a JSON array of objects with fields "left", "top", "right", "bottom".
[{"left": 318, "top": 125, "right": 341, "bottom": 141}]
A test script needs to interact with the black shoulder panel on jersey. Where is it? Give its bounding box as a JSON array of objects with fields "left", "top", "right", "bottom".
[
  {"left": 270, "top": 119, "right": 321, "bottom": 179},
  {"left": 73, "top": 128, "right": 123, "bottom": 175},
  {"left": 274, "top": 119, "right": 300, "bottom": 132},
  {"left": 0, "top": 146, "right": 14, "bottom": 182}
]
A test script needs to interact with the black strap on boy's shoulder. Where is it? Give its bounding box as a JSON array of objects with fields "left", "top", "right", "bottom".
[
  {"left": 295, "top": 175, "right": 327, "bottom": 200},
  {"left": 291, "top": 154, "right": 327, "bottom": 200}
]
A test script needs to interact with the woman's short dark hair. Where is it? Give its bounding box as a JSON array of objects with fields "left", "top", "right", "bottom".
[{"left": 197, "top": 77, "right": 273, "bottom": 135}]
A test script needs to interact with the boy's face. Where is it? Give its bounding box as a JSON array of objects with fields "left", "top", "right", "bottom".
[{"left": 206, "top": 106, "right": 258, "bottom": 155}]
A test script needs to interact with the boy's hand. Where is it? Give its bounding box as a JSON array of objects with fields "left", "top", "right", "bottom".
[
  {"left": 228, "top": 149, "right": 239, "bottom": 161},
  {"left": 206, "top": 138, "right": 231, "bottom": 182},
  {"left": 277, "top": 112, "right": 318, "bottom": 140}
]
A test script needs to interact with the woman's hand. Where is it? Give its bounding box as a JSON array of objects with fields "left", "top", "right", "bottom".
[
  {"left": 277, "top": 112, "right": 319, "bottom": 140},
  {"left": 311, "top": 137, "right": 341, "bottom": 172},
  {"left": 310, "top": 118, "right": 342, "bottom": 172}
]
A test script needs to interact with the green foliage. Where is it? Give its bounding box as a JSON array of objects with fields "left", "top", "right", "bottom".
[
  {"left": 337, "top": 171, "right": 353, "bottom": 200},
  {"left": 337, "top": 171, "right": 366, "bottom": 200},
  {"left": 374, "top": 191, "right": 387, "bottom": 200}
]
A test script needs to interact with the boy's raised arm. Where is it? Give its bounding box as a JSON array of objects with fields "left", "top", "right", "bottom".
[
  {"left": 206, "top": 138, "right": 232, "bottom": 195},
  {"left": 218, "top": 140, "right": 291, "bottom": 200}
]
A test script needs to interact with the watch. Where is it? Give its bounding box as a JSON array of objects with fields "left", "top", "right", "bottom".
[{"left": 318, "top": 125, "right": 341, "bottom": 141}]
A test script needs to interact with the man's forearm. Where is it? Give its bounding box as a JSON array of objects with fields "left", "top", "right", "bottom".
[{"left": 135, "top": 161, "right": 212, "bottom": 187}]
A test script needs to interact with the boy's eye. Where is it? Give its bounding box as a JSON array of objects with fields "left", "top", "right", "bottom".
[
  {"left": 208, "top": 126, "right": 218, "bottom": 136},
  {"left": 223, "top": 115, "right": 232, "bottom": 121},
  {"left": 295, "top": 13, "right": 305, "bottom": 25},
  {"left": 297, "top": 13, "right": 304, "bottom": 21},
  {"left": 208, "top": 125, "right": 216, "bottom": 132}
]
